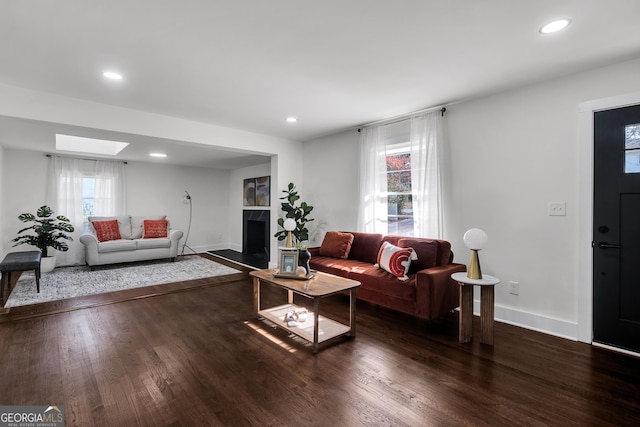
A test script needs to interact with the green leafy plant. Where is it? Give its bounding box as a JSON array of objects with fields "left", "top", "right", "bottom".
[
  {"left": 12, "top": 205, "right": 75, "bottom": 257},
  {"left": 274, "top": 182, "right": 314, "bottom": 244}
]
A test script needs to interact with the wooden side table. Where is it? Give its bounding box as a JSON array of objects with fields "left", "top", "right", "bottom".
[{"left": 451, "top": 272, "right": 500, "bottom": 345}]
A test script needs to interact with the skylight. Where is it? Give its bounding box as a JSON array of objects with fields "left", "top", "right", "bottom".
[{"left": 56, "top": 134, "right": 129, "bottom": 156}]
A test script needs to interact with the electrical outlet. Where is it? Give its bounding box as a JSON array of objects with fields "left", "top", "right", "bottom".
[
  {"left": 548, "top": 202, "right": 566, "bottom": 216},
  {"left": 509, "top": 281, "right": 520, "bottom": 295}
]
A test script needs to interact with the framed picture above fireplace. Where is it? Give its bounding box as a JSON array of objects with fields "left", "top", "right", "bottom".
[{"left": 243, "top": 176, "right": 270, "bottom": 206}]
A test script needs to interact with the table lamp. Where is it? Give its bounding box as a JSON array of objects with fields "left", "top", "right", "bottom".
[
  {"left": 283, "top": 218, "right": 296, "bottom": 248},
  {"left": 463, "top": 228, "right": 488, "bottom": 279}
]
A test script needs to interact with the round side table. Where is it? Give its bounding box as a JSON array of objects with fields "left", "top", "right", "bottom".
[{"left": 451, "top": 272, "right": 500, "bottom": 345}]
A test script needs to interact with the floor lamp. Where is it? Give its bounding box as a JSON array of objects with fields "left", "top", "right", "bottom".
[{"left": 181, "top": 190, "right": 195, "bottom": 255}]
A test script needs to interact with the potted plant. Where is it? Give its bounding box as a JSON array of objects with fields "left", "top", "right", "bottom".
[
  {"left": 274, "top": 183, "right": 314, "bottom": 276},
  {"left": 11, "top": 205, "right": 75, "bottom": 273},
  {"left": 274, "top": 182, "right": 314, "bottom": 245}
]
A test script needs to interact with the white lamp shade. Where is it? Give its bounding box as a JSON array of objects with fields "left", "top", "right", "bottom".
[
  {"left": 283, "top": 218, "right": 296, "bottom": 231},
  {"left": 463, "top": 228, "right": 488, "bottom": 250}
]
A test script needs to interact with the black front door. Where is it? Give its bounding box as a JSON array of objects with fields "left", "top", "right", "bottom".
[{"left": 593, "top": 104, "right": 640, "bottom": 352}]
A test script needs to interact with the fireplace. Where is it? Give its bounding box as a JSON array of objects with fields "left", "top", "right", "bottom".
[{"left": 243, "top": 210, "right": 270, "bottom": 259}]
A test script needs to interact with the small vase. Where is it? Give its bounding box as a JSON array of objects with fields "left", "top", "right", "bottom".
[{"left": 298, "top": 249, "right": 311, "bottom": 276}]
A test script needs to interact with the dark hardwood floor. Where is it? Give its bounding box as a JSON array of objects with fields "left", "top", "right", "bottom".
[{"left": 1, "top": 255, "right": 639, "bottom": 426}]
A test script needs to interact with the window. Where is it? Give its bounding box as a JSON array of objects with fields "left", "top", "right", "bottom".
[
  {"left": 359, "top": 110, "right": 442, "bottom": 239},
  {"left": 625, "top": 123, "right": 640, "bottom": 173},
  {"left": 386, "top": 144, "right": 414, "bottom": 236},
  {"left": 82, "top": 177, "right": 96, "bottom": 221}
]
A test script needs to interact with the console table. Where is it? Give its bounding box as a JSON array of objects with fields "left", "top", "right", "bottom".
[{"left": 451, "top": 272, "right": 500, "bottom": 345}]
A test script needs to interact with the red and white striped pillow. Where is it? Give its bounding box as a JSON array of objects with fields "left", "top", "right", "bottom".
[{"left": 376, "top": 242, "right": 418, "bottom": 281}]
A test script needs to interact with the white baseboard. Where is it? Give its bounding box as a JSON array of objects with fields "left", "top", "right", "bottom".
[{"left": 473, "top": 300, "right": 578, "bottom": 341}]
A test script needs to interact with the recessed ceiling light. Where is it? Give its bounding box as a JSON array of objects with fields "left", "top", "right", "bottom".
[
  {"left": 539, "top": 18, "right": 571, "bottom": 34},
  {"left": 149, "top": 153, "right": 167, "bottom": 158},
  {"left": 103, "top": 71, "right": 123, "bottom": 80},
  {"left": 285, "top": 117, "right": 297, "bottom": 123}
]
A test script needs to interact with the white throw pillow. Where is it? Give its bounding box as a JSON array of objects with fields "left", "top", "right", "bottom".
[{"left": 375, "top": 242, "right": 418, "bottom": 281}]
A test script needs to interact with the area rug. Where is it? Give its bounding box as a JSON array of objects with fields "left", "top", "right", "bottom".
[{"left": 5, "top": 256, "right": 241, "bottom": 308}]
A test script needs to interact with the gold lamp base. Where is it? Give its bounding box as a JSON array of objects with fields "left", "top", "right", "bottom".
[
  {"left": 285, "top": 231, "right": 294, "bottom": 248},
  {"left": 467, "top": 249, "right": 482, "bottom": 279}
]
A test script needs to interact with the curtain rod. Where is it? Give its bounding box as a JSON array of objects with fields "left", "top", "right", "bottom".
[
  {"left": 45, "top": 154, "right": 128, "bottom": 164},
  {"left": 357, "top": 106, "right": 446, "bottom": 132}
]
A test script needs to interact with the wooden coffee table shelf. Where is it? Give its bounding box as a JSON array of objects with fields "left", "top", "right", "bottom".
[
  {"left": 258, "top": 303, "right": 351, "bottom": 345},
  {"left": 250, "top": 269, "right": 360, "bottom": 353}
]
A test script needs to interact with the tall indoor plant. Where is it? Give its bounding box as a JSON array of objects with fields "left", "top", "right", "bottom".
[
  {"left": 274, "top": 182, "right": 314, "bottom": 245},
  {"left": 12, "top": 205, "right": 75, "bottom": 272}
]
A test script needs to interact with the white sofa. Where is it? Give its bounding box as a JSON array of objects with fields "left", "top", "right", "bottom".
[{"left": 79, "top": 215, "right": 183, "bottom": 270}]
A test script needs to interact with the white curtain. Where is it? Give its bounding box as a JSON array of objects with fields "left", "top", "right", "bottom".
[
  {"left": 46, "top": 156, "right": 85, "bottom": 266},
  {"left": 410, "top": 111, "right": 443, "bottom": 238},
  {"left": 46, "top": 156, "right": 126, "bottom": 266},
  {"left": 94, "top": 160, "right": 127, "bottom": 215},
  {"left": 358, "top": 125, "right": 388, "bottom": 233}
]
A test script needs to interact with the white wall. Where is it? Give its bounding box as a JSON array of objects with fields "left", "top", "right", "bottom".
[
  {"left": 125, "top": 160, "right": 230, "bottom": 253},
  {"left": 1, "top": 149, "right": 231, "bottom": 262},
  {"left": 303, "top": 56, "right": 640, "bottom": 340},
  {"left": 302, "top": 130, "right": 360, "bottom": 246},
  {"left": 2, "top": 150, "right": 48, "bottom": 258}
]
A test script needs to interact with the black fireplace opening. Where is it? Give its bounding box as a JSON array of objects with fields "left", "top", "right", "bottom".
[
  {"left": 242, "top": 210, "right": 270, "bottom": 260},
  {"left": 209, "top": 210, "right": 270, "bottom": 269},
  {"left": 246, "top": 220, "right": 266, "bottom": 255}
]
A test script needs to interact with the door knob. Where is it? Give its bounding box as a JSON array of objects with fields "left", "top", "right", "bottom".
[{"left": 598, "top": 242, "right": 621, "bottom": 249}]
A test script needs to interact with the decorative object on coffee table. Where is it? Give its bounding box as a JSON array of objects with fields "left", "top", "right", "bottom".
[
  {"left": 11, "top": 205, "right": 75, "bottom": 273},
  {"left": 274, "top": 182, "right": 314, "bottom": 246},
  {"left": 297, "top": 246, "right": 311, "bottom": 275},
  {"left": 278, "top": 249, "right": 299, "bottom": 276},
  {"left": 283, "top": 218, "right": 296, "bottom": 248}
]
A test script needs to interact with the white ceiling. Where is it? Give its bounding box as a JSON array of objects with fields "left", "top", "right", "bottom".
[{"left": 2, "top": 0, "right": 640, "bottom": 167}]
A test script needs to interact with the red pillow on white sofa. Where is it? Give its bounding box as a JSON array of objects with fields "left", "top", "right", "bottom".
[
  {"left": 376, "top": 241, "right": 418, "bottom": 281},
  {"left": 143, "top": 219, "right": 168, "bottom": 238},
  {"left": 91, "top": 219, "right": 122, "bottom": 242}
]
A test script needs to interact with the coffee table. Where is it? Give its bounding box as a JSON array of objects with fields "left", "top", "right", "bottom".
[{"left": 250, "top": 269, "right": 360, "bottom": 353}]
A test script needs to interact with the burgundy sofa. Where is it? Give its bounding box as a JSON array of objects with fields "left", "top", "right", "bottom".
[{"left": 308, "top": 232, "right": 466, "bottom": 321}]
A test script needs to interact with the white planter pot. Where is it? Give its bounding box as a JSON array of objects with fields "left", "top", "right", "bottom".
[{"left": 41, "top": 256, "right": 56, "bottom": 273}]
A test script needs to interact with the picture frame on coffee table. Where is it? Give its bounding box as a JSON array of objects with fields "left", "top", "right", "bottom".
[{"left": 278, "top": 250, "right": 299, "bottom": 276}]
